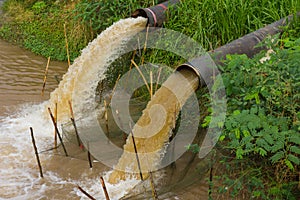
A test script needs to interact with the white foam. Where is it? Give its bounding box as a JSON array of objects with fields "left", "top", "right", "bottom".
[{"left": 0, "top": 17, "right": 148, "bottom": 199}]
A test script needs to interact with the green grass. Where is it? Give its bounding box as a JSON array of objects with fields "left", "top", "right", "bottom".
[
  {"left": 166, "top": 0, "right": 299, "bottom": 50},
  {"left": 1, "top": 0, "right": 299, "bottom": 61}
]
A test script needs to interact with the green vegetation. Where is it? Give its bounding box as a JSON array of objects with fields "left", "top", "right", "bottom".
[
  {"left": 193, "top": 27, "right": 299, "bottom": 199},
  {"left": 0, "top": 0, "right": 160, "bottom": 61},
  {"left": 0, "top": 0, "right": 299, "bottom": 61},
  {"left": 0, "top": 0, "right": 299, "bottom": 199},
  {"left": 218, "top": 34, "right": 299, "bottom": 199}
]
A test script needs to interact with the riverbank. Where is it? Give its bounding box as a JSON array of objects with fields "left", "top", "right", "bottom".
[
  {"left": 0, "top": 0, "right": 298, "bottom": 62},
  {"left": 0, "top": 0, "right": 299, "bottom": 199}
]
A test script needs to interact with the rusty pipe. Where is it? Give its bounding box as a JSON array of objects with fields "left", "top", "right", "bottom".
[
  {"left": 131, "top": 0, "right": 180, "bottom": 27},
  {"left": 176, "top": 12, "right": 300, "bottom": 88}
]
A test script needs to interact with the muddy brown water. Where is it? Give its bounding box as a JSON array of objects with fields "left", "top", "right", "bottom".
[
  {"left": 0, "top": 18, "right": 210, "bottom": 199},
  {"left": 0, "top": 39, "right": 68, "bottom": 116}
]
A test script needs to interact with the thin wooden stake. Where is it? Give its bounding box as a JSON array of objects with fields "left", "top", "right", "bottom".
[
  {"left": 48, "top": 107, "right": 68, "bottom": 156},
  {"left": 98, "top": 80, "right": 104, "bottom": 103},
  {"left": 100, "top": 177, "right": 110, "bottom": 200},
  {"left": 30, "top": 127, "right": 43, "bottom": 178},
  {"left": 149, "top": 171, "right": 159, "bottom": 200},
  {"left": 64, "top": 23, "right": 71, "bottom": 67},
  {"left": 77, "top": 185, "right": 96, "bottom": 200},
  {"left": 41, "top": 57, "right": 50, "bottom": 96},
  {"left": 68, "top": 100, "right": 81, "bottom": 147},
  {"left": 171, "top": 105, "right": 177, "bottom": 169},
  {"left": 104, "top": 100, "right": 109, "bottom": 138},
  {"left": 54, "top": 102, "right": 57, "bottom": 148},
  {"left": 130, "top": 123, "right": 143, "bottom": 181},
  {"left": 116, "top": 109, "right": 127, "bottom": 142},
  {"left": 87, "top": 141, "right": 93, "bottom": 168}
]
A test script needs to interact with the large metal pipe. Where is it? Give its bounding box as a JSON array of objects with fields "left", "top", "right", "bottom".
[
  {"left": 176, "top": 12, "right": 300, "bottom": 88},
  {"left": 131, "top": 0, "right": 180, "bottom": 27}
]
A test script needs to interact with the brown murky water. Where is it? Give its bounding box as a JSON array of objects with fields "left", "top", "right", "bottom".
[
  {"left": 0, "top": 39, "right": 68, "bottom": 116},
  {"left": 0, "top": 17, "right": 210, "bottom": 199},
  {"left": 108, "top": 68, "right": 199, "bottom": 183}
]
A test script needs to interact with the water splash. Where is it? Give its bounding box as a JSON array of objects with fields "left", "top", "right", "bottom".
[
  {"left": 108, "top": 69, "right": 199, "bottom": 184},
  {"left": 48, "top": 17, "right": 147, "bottom": 122},
  {"left": 0, "top": 17, "right": 149, "bottom": 199}
]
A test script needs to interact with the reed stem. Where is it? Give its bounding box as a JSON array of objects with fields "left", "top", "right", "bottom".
[{"left": 131, "top": 59, "right": 150, "bottom": 94}]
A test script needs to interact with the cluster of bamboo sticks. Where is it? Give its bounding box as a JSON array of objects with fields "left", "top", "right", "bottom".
[
  {"left": 29, "top": 101, "right": 111, "bottom": 199},
  {"left": 31, "top": 24, "right": 165, "bottom": 199}
]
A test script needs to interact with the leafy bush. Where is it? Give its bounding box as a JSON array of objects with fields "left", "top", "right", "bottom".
[{"left": 214, "top": 35, "right": 300, "bottom": 199}]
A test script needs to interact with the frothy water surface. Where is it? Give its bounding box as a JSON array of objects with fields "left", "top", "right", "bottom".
[{"left": 0, "top": 17, "right": 149, "bottom": 199}]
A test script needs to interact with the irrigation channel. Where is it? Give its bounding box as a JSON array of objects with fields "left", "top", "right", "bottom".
[
  {"left": 1, "top": 0, "right": 298, "bottom": 197},
  {"left": 0, "top": 17, "right": 211, "bottom": 199}
]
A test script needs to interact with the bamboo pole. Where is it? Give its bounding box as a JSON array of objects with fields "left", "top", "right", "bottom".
[
  {"left": 130, "top": 123, "right": 143, "bottom": 181},
  {"left": 77, "top": 185, "right": 96, "bottom": 200},
  {"left": 100, "top": 177, "right": 110, "bottom": 200},
  {"left": 171, "top": 105, "right": 177, "bottom": 169},
  {"left": 64, "top": 23, "right": 71, "bottom": 67},
  {"left": 115, "top": 109, "right": 127, "bottom": 142},
  {"left": 48, "top": 107, "right": 68, "bottom": 157},
  {"left": 208, "top": 166, "right": 213, "bottom": 198},
  {"left": 98, "top": 80, "right": 104, "bottom": 103},
  {"left": 149, "top": 171, "right": 159, "bottom": 200},
  {"left": 29, "top": 127, "right": 43, "bottom": 178},
  {"left": 54, "top": 102, "right": 57, "bottom": 148},
  {"left": 87, "top": 141, "right": 93, "bottom": 168},
  {"left": 104, "top": 100, "right": 109, "bottom": 139},
  {"left": 68, "top": 100, "right": 81, "bottom": 147},
  {"left": 41, "top": 57, "right": 50, "bottom": 96}
]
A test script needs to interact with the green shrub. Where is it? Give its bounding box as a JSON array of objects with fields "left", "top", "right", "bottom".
[{"left": 212, "top": 34, "right": 300, "bottom": 199}]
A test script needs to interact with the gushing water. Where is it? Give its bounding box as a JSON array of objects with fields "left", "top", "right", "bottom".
[
  {"left": 0, "top": 15, "right": 203, "bottom": 199},
  {"left": 108, "top": 69, "right": 199, "bottom": 184},
  {"left": 49, "top": 17, "right": 147, "bottom": 122},
  {"left": 0, "top": 17, "right": 149, "bottom": 199}
]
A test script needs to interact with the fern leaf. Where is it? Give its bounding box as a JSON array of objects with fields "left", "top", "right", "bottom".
[
  {"left": 290, "top": 145, "right": 300, "bottom": 155},
  {"left": 270, "top": 151, "right": 284, "bottom": 163},
  {"left": 287, "top": 154, "right": 300, "bottom": 165}
]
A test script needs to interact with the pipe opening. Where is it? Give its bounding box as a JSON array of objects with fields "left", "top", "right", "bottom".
[
  {"left": 176, "top": 64, "right": 204, "bottom": 89},
  {"left": 131, "top": 9, "right": 148, "bottom": 19}
]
